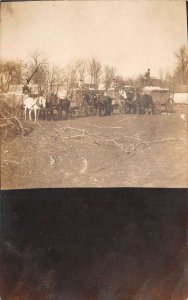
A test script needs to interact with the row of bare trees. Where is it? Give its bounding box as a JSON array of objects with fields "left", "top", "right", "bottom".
[
  {"left": 61, "top": 58, "right": 116, "bottom": 91},
  {"left": 0, "top": 60, "right": 26, "bottom": 92},
  {"left": 174, "top": 45, "right": 188, "bottom": 85},
  {"left": 0, "top": 45, "right": 187, "bottom": 93},
  {"left": 0, "top": 50, "right": 116, "bottom": 93}
]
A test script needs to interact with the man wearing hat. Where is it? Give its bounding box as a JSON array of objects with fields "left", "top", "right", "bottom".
[
  {"left": 144, "top": 69, "right": 151, "bottom": 86},
  {"left": 22, "top": 79, "right": 31, "bottom": 95}
]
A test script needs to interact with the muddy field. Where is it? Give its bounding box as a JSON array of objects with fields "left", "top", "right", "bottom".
[{"left": 1, "top": 106, "right": 187, "bottom": 189}]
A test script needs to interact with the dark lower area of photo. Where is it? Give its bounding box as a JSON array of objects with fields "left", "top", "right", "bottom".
[{"left": 0, "top": 188, "right": 187, "bottom": 300}]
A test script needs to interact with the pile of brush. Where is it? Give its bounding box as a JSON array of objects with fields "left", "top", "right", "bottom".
[{"left": 0, "top": 99, "right": 25, "bottom": 140}]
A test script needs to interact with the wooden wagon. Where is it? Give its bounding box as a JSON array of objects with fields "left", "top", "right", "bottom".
[
  {"left": 69, "top": 88, "right": 105, "bottom": 116},
  {"left": 141, "top": 86, "right": 174, "bottom": 113}
]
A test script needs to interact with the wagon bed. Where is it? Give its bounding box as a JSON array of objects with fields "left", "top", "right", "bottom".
[{"left": 142, "top": 86, "right": 174, "bottom": 113}]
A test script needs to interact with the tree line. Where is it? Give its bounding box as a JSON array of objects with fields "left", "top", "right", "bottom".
[{"left": 0, "top": 45, "right": 187, "bottom": 94}]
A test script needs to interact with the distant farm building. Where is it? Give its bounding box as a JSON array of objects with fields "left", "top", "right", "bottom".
[
  {"left": 173, "top": 84, "right": 188, "bottom": 104},
  {"left": 150, "top": 77, "right": 162, "bottom": 87}
]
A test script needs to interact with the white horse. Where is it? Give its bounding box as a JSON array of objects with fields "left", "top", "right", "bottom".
[
  {"left": 117, "top": 90, "right": 127, "bottom": 114},
  {"left": 23, "top": 96, "right": 46, "bottom": 122},
  {"left": 119, "top": 89, "right": 127, "bottom": 100}
]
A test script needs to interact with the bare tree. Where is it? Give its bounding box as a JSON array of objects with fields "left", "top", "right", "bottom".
[
  {"left": 88, "top": 58, "right": 102, "bottom": 86},
  {"left": 64, "top": 60, "right": 79, "bottom": 90},
  {"left": 0, "top": 60, "right": 26, "bottom": 92},
  {"left": 134, "top": 74, "right": 145, "bottom": 89},
  {"left": 174, "top": 45, "right": 188, "bottom": 85},
  {"left": 47, "top": 65, "right": 65, "bottom": 94},
  {"left": 103, "top": 65, "right": 116, "bottom": 90},
  {"left": 76, "top": 59, "right": 87, "bottom": 82},
  {"left": 27, "top": 50, "right": 49, "bottom": 92},
  {"left": 165, "top": 71, "right": 175, "bottom": 91}
]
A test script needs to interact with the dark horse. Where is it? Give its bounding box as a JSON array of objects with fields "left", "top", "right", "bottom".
[
  {"left": 44, "top": 93, "right": 58, "bottom": 120},
  {"left": 133, "top": 93, "right": 155, "bottom": 115},
  {"left": 57, "top": 98, "right": 70, "bottom": 119},
  {"left": 124, "top": 91, "right": 135, "bottom": 114},
  {"left": 98, "top": 94, "right": 113, "bottom": 116},
  {"left": 45, "top": 94, "right": 70, "bottom": 120}
]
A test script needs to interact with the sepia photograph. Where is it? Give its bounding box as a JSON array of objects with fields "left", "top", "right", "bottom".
[
  {"left": 0, "top": 0, "right": 187, "bottom": 189},
  {"left": 0, "top": 1, "right": 188, "bottom": 299}
]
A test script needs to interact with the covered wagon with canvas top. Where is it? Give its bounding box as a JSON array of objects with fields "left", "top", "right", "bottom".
[{"left": 141, "top": 86, "right": 174, "bottom": 113}]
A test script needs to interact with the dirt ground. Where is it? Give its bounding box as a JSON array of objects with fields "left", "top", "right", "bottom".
[{"left": 1, "top": 105, "right": 187, "bottom": 189}]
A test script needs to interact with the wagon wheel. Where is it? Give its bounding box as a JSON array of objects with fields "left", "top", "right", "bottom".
[
  {"left": 166, "top": 98, "right": 174, "bottom": 113},
  {"left": 154, "top": 101, "right": 161, "bottom": 114}
]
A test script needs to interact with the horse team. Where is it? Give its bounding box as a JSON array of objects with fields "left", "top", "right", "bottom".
[
  {"left": 23, "top": 89, "right": 155, "bottom": 122},
  {"left": 118, "top": 90, "right": 155, "bottom": 115},
  {"left": 23, "top": 94, "right": 71, "bottom": 122}
]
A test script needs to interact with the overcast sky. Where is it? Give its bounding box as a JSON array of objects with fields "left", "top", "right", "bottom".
[{"left": 1, "top": 1, "right": 187, "bottom": 78}]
